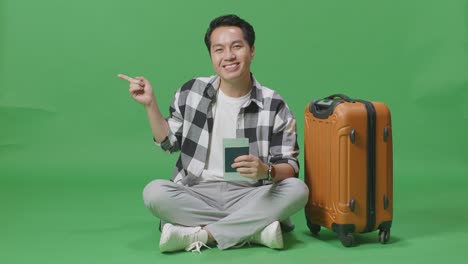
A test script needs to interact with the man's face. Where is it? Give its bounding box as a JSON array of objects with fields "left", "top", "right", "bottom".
[{"left": 209, "top": 26, "right": 255, "bottom": 84}]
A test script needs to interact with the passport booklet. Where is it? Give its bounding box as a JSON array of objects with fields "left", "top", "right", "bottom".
[{"left": 223, "top": 138, "right": 249, "bottom": 181}]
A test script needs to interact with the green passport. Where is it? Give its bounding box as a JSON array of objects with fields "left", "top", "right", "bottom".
[{"left": 223, "top": 138, "right": 249, "bottom": 181}]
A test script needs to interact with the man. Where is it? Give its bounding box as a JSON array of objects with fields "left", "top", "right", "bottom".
[{"left": 118, "top": 14, "right": 309, "bottom": 253}]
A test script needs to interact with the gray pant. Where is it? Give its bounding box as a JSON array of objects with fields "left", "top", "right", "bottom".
[{"left": 142, "top": 177, "right": 309, "bottom": 249}]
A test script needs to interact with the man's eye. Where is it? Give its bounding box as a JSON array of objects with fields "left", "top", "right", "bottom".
[{"left": 215, "top": 49, "right": 223, "bottom": 52}]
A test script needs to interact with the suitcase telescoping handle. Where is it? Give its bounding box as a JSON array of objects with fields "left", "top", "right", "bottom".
[
  {"left": 310, "top": 94, "right": 355, "bottom": 119},
  {"left": 326, "top": 94, "right": 356, "bottom": 103}
]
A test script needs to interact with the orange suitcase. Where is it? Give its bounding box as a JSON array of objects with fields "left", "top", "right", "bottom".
[{"left": 304, "top": 94, "right": 393, "bottom": 247}]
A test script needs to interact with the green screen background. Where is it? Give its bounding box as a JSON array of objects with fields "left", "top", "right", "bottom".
[{"left": 1, "top": 0, "right": 467, "bottom": 263}]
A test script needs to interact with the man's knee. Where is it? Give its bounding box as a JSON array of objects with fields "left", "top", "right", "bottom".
[
  {"left": 142, "top": 179, "right": 172, "bottom": 212},
  {"left": 280, "top": 177, "right": 309, "bottom": 207}
]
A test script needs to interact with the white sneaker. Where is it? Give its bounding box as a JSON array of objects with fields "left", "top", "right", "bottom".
[
  {"left": 159, "top": 223, "right": 210, "bottom": 253},
  {"left": 250, "top": 221, "right": 284, "bottom": 249}
]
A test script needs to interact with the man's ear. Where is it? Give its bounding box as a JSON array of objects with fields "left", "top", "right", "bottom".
[{"left": 250, "top": 45, "right": 255, "bottom": 59}]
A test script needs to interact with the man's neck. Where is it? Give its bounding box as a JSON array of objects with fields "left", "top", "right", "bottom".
[{"left": 219, "top": 75, "right": 252, "bottom": 98}]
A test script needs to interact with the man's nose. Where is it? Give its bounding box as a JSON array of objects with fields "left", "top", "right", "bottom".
[{"left": 225, "top": 49, "right": 236, "bottom": 60}]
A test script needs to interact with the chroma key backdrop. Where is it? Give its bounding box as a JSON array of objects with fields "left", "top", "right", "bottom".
[{"left": 1, "top": 0, "right": 467, "bottom": 263}]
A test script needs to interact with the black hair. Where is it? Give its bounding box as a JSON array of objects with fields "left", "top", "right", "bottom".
[{"left": 204, "top": 14, "right": 255, "bottom": 52}]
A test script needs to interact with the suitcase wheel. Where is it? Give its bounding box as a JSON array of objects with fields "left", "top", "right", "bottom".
[
  {"left": 305, "top": 215, "right": 321, "bottom": 235},
  {"left": 308, "top": 223, "right": 321, "bottom": 236},
  {"left": 378, "top": 229, "right": 390, "bottom": 244},
  {"left": 338, "top": 233, "right": 355, "bottom": 247}
]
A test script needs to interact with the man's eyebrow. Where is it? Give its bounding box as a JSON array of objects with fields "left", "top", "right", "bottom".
[
  {"left": 211, "top": 40, "right": 245, "bottom": 47},
  {"left": 231, "top": 40, "right": 244, "bottom": 45}
]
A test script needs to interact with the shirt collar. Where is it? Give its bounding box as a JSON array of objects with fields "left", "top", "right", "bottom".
[{"left": 204, "top": 74, "right": 264, "bottom": 109}]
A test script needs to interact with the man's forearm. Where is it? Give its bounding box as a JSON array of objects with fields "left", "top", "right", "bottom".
[
  {"left": 145, "top": 101, "right": 169, "bottom": 143},
  {"left": 267, "top": 163, "right": 296, "bottom": 183}
]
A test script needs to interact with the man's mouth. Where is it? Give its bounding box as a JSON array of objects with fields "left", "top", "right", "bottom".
[{"left": 222, "top": 63, "right": 240, "bottom": 71}]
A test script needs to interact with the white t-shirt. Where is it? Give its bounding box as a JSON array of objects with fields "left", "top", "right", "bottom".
[{"left": 200, "top": 88, "right": 253, "bottom": 182}]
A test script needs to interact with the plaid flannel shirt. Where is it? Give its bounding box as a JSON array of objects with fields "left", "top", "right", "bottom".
[{"left": 157, "top": 74, "right": 299, "bottom": 186}]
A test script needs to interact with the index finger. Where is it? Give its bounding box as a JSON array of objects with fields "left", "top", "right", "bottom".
[
  {"left": 234, "top": 155, "right": 251, "bottom": 162},
  {"left": 117, "top": 73, "right": 135, "bottom": 82}
]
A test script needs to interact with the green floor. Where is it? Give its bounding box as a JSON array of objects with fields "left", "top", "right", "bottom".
[{"left": 2, "top": 149, "right": 467, "bottom": 264}]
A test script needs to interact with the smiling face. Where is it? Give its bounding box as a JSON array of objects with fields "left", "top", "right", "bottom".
[{"left": 209, "top": 26, "right": 255, "bottom": 86}]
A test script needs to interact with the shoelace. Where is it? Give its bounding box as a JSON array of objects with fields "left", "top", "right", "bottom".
[
  {"left": 233, "top": 241, "right": 250, "bottom": 249},
  {"left": 185, "top": 241, "right": 211, "bottom": 253},
  {"left": 233, "top": 234, "right": 259, "bottom": 249}
]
